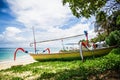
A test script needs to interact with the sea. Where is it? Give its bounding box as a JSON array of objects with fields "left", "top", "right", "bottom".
[{"left": 0, "top": 47, "right": 61, "bottom": 62}]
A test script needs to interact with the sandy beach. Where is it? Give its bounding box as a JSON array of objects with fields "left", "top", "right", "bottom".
[{"left": 0, "top": 55, "right": 36, "bottom": 70}]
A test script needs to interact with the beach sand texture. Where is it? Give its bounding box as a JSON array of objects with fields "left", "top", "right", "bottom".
[{"left": 0, "top": 55, "right": 36, "bottom": 70}]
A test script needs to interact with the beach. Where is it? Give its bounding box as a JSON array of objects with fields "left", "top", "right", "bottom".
[
  {"left": 0, "top": 47, "right": 60, "bottom": 70},
  {"left": 0, "top": 48, "right": 120, "bottom": 80},
  {"left": 0, "top": 55, "right": 36, "bottom": 70}
]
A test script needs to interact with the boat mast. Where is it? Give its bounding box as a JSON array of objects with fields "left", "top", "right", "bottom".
[
  {"left": 32, "top": 26, "right": 37, "bottom": 53},
  {"left": 61, "top": 39, "right": 65, "bottom": 50}
]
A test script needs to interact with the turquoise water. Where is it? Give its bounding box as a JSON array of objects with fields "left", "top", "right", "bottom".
[
  {"left": 0, "top": 48, "right": 27, "bottom": 61},
  {"left": 0, "top": 47, "right": 61, "bottom": 62}
]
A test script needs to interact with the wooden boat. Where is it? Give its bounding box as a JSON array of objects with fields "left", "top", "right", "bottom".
[
  {"left": 13, "top": 29, "right": 115, "bottom": 61},
  {"left": 29, "top": 46, "right": 114, "bottom": 61}
]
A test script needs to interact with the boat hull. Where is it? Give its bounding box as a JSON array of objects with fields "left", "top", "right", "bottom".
[{"left": 30, "top": 47, "right": 114, "bottom": 61}]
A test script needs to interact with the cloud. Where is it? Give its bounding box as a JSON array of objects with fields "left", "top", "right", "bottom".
[
  {"left": 2, "top": 27, "right": 25, "bottom": 42},
  {"left": 0, "top": 34, "right": 4, "bottom": 41},
  {"left": 2, "top": 0, "right": 96, "bottom": 48},
  {"left": 7, "top": 0, "right": 72, "bottom": 30}
]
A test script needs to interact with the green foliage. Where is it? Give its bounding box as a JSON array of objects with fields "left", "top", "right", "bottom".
[
  {"left": 105, "top": 30, "right": 120, "bottom": 47},
  {"left": 9, "top": 65, "right": 31, "bottom": 73},
  {"left": 109, "top": 10, "right": 120, "bottom": 31},
  {"left": 116, "top": 0, "right": 120, "bottom": 3},
  {"left": 91, "top": 32, "right": 107, "bottom": 43},
  {"left": 12, "top": 77, "right": 23, "bottom": 80},
  {"left": 96, "top": 11, "right": 107, "bottom": 22},
  {"left": 95, "top": 11, "right": 110, "bottom": 34},
  {"left": 37, "top": 48, "right": 120, "bottom": 80},
  {"left": 63, "top": 0, "right": 106, "bottom": 18},
  {"left": 78, "top": 39, "right": 85, "bottom": 44},
  {"left": 38, "top": 72, "right": 56, "bottom": 80},
  {"left": 63, "top": 0, "right": 120, "bottom": 35},
  {"left": 63, "top": 0, "right": 120, "bottom": 19},
  {"left": 59, "top": 49, "right": 68, "bottom": 52},
  {"left": 0, "top": 48, "right": 120, "bottom": 80},
  {"left": 116, "top": 15, "right": 120, "bottom": 25},
  {"left": 95, "top": 10, "right": 120, "bottom": 34}
]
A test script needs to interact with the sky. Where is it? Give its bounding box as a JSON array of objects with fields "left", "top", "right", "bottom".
[{"left": 0, "top": 0, "right": 96, "bottom": 48}]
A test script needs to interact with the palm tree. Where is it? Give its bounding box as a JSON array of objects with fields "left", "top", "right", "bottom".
[
  {"left": 95, "top": 10, "right": 120, "bottom": 35},
  {"left": 109, "top": 10, "right": 120, "bottom": 31},
  {"left": 95, "top": 11, "right": 111, "bottom": 35}
]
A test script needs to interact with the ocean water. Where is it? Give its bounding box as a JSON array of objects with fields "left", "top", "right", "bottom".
[
  {"left": 0, "top": 47, "right": 61, "bottom": 62},
  {"left": 0, "top": 48, "right": 27, "bottom": 62}
]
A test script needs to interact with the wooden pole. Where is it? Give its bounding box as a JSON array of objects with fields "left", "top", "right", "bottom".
[{"left": 32, "top": 26, "right": 36, "bottom": 53}]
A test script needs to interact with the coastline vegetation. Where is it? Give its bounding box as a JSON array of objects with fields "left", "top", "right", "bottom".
[{"left": 0, "top": 48, "right": 120, "bottom": 80}]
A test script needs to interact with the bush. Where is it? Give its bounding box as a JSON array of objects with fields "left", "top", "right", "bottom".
[{"left": 105, "top": 30, "right": 120, "bottom": 47}]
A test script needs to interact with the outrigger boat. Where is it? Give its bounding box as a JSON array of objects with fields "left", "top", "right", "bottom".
[
  {"left": 29, "top": 46, "right": 114, "bottom": 61},
  {"left": 14, "top": 27, "right": 115, "bottom": 61}
]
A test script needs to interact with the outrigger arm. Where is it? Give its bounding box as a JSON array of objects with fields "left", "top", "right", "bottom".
[{"left": 30, "top": 34, "right": 84, "bottom": 45}]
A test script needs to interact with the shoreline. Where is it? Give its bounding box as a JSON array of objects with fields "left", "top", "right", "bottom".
[{"left": 0, "top": 55, "right": 36, "bottom": 70}]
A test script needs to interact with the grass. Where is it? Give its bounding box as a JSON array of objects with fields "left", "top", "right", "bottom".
[{"left": 0, "top": 48, "right": 120, "bottom": 80}]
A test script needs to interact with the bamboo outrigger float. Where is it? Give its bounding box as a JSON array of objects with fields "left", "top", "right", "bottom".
[{"left": 14, "top": 27, "right": 115, "bottom": 61}]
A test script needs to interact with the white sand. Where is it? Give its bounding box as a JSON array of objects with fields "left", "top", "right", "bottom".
[{"left": 0, "top": 55, "right": 36, "bottom": 70}]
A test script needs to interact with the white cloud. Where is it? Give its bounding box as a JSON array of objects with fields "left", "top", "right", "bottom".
[
  {"left": 7, "top": 0, "right": 72, "bottom": 30},
  {"left": 2, "top": 27, "right": 25, "bottom": 42},
  {"left": 0, "top": 34, "right": 4, "bottom": 41},
  {"left": 4, "top": 27, "right": 21, "bottom": 36},
  {"left": 3, "top": 0, "right": 97, "bottom": 48}
]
